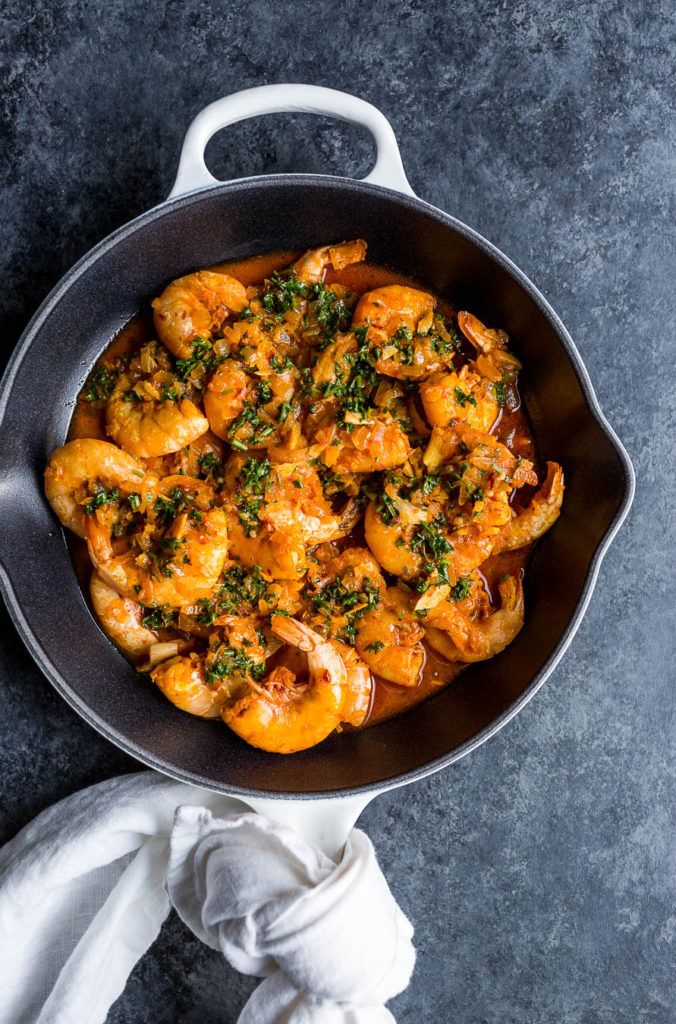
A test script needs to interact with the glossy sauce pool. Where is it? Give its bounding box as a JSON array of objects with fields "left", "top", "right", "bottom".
[{"left": 69, "top": 252, "right": 535, "bottom": 728}]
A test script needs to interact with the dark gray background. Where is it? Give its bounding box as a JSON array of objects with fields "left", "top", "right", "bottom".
[{"left": 1, "top": 2, "right": 674, "bottom": 1022}]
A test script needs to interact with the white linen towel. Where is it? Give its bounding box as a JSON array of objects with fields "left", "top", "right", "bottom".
[{"left": 0, "top": 770, "right": 415, "bottom": 1024}]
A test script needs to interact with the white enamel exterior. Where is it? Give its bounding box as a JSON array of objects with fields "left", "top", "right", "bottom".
[{"left": 169, "top": 83, "right": 414, "bottom": 199}]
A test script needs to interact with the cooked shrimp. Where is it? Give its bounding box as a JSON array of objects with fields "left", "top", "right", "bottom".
[
  {"left": 151, "top": 653, "right": 233, "bottom": 718},
  {"left": 316, "top": 416, "right": 411, "bottom": 473},
  {"left": 90, "top": 570, "right": 157, "bottom": 657},
  {"left": 354, "top": 284, "right": 435, "bottom": 341},
  {"left": 335, "top": 640, "right": 373, "bottom": 725},
  {"left": 493, "top": 462, "right": 565, "bottom": 553},
  {"left": 353, "top": 285, "right": 453, "bottom": 380},
  {"left": 152, "top": 270, "right": 248, "bottom": 359},
  {"left": 423, "top": 425, "right": 537, "bottom": 493},
  {"left": 457, "top": 311, "right": 508, "bottom": 354},
  {"left": 308, "top": 545, "right": 386, "bottom": 594},
  {"left": 44, "top": 438, "right": 151, "bottom": 539},
  {"left": 364, "top": 499, "right": 424, "bottom": 579},
  {"left": 204, "top": 358, "right": 298, "bottom": 447},
  {"left": 424, "top": 575, "right": 524, "bottom": 662},
  {"left": 221, "top": 616, "right": 371, "bottom": 753},
  {"left": 106, "top": 383, "right": 209, "bottom": 458},
  {"left": 202, "top": 361, "right": 252, "bottom": 440},
  {"left": 86, "top": 475, "right": 229, "bottom": 606},
  {"left": 223, "top": 455, "right": 359, "bottom": 580},
  {"left": 355, "top": 587, "right": 425, "bottom": 687},
  {"left": 145, "top": 430, "right": 225, "bottom": 482},
  {"left": 292, "top": 239, "right": 367, "bottom": 284},
  {"left": 420, "top": 365, "right": 499, "bottom": 432}
]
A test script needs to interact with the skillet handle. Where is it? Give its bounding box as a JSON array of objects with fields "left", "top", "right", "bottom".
[
  {"left": 168, "top": 84, "right": 414, "bottom": 200},
  {"left": 243, "top": 791, "right": 377, "bottom": 860}
]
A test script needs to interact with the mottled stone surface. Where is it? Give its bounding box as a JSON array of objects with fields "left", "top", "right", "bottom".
[{"left": 0, "top": 2, "right": 674, "bottom": 1022}]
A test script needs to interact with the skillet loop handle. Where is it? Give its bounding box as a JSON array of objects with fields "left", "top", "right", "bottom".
[{"left": 169, "top": 84, "right": 414, "bottom": 200}]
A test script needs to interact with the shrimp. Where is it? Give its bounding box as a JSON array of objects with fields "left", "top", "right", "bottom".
[
  {"left": 151, "top": 653, "right": 233, "bottom": 719},
  {"left": 424, "top": 575, "right": 524, "bottom": 662},
  {"left": 151, "top": 615, "right": 269, "bottom": 719},
  {"left": 492, "top": 462, "right": 565, "bottom": 553},
  {"left": 90, "top": 569, "right": 157, "bottom": 657},
  {"left": 355, "top": 587, "right": 425, "bottom": 687},
  {"left": 86, "top": 475, "right": 229, "bottom": 606},
  {"left": 292, "top": 239, "right": 367, "bottom": 284},
  {"left": 152, "top": 270, "right": 248, "bottom": 359},
  {"left": 144, "top": 430, "right": 225, "bottom": 482},
  {"left": 202, "top": 361, "right": 252, "bottom": 440},
  {"left": 363, "top": 432, "right": 533, "bottom": 587},
  {"left": 316, "top": 416, "right": 411, "bottom": 473},
  {"left": 304, "top": 546, "right": 386, "bottom": 641},
  {"left": 364, "top": 499, "right": 425, "bottom": 579},
  {"left": 222, "top": 456, "right": 334, "bottom": 580},
  {"left": 106, "top": 381, "right": 209, "bottom": 458},
  {"left": 227, "top": 515, "right": 308, "bottom": 581},
  {"left": 222, "top": 616, "right": 372, "bottom": 753},
  {"left": 353, "top": 284, "right": 435, "bottom": 341},
  {"left": 353, "top": 285, "right": 454, "bottom": 380},
  {"left": 420, "top": 365, "right": 499, "bottom": 432},
  {"left": 423, "top": 425, "right": 537, "bottom": 492},
  {"left": 457, "top": 311, "right": 509, "bottom": 354},
  {"left": 44, "top": 438, "right": 151, "bottom": 539},
  {"left": 204, "top": 358, "right": 298, "bottom": 447}
]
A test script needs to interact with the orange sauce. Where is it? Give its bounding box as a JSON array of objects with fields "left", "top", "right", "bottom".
[{"left": 68, "top": 252, "right": 535, "bottom": 728}]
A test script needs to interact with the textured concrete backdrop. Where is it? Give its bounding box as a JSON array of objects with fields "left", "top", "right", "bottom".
[{"left": 0, "top": 2, "right": 674, "bottom": 1022}]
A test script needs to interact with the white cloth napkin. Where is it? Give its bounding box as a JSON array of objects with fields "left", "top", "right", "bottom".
[{"left": 0, "top": 771, "right": 415, "bottom": 1024}]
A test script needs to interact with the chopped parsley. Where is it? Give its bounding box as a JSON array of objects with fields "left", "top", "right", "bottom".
[
  {"left": 82, "top": 486, "right": 120, "bottom": 515},
  {"left": 310, "top": 575, "right": 381, "bottom": 644},
  {"left": 240, "top": 456, "right": 271, "bottom": 494},
  {"left": 257, "top": 379, "right": 273, "bottom": 405},
  {"left": 198, "top": 565, "right": 269, "bottom": 623},
  {"left": 391, "top": 325, "right": 414, "bottom": 365},
  {"left": 238, "top": 497, "right": 263, "bottom": 536},
  {"left": 141, "top": 605, "right": 178, "bottom": 630},
  {"left": 160, "top": 383, "right": 181, "bottom": 402},
  {"left": 271, "top": 353, "right": 294, "bottom": 373},
  {"left": 308, "top": 281, "right": 352, "bottom": 335},
  {"left": 450, "top": 577, "right": 473, "bottom": 601},
  {"left": 154, "top": 487, "right": 195, "bottom": 525},
  {"left": 205, "top": 644, "right": 266, "bottom": 685},
  {"left": 175, "top": 337, "right": 222, "bottom": 382},
  {"left": 376, "top": 491, "right": 398, "bottom": 524},
  {"left": 197, "top": 451, "right": 223, "bottom": 482},
  {"left": 261, "top": 270, "right": 308, "bottom": 314},
  {"left": 228, "top": 405, "right": 275, "bottom": 448},
  {"left": 84, "top": 364, "right": 118, "bottom": 402},
  {"left": 277, "top": 401, "right": 292, "bottom": 424},
  {"left": 421, "top": 474, "right": 440, "bottom": 497},
  {"left": 493, "top": 375, "right": 509, "bottom": 408},
  {"left": 454, "top": 386, "right": 477, "bottom": 408},
  {"left": 411, "top": 516, "right": 453, "bottom": 559},
  {"left": 365, "top": 640, "right": 385, "bottom": 653}
]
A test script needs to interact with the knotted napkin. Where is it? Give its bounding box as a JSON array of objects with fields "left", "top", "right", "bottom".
[{"left": 0, "top": 771, "right": 415, "bottom": 1024}]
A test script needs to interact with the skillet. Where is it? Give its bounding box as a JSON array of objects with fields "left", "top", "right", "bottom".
[{"left": 0, "top": 85, "right": 634, "bottom": 846}]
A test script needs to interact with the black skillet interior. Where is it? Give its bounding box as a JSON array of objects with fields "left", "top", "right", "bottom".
[{"left": 0, "top": 176, "right": 633, "bottom": 797}]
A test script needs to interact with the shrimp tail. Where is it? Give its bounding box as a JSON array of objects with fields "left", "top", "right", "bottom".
[{"left": 270, "top": 615, "right": 320, "bottom": 652}]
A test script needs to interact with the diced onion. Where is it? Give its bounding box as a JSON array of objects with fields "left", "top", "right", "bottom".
[{"left": 146, "top": 641, "right": 179, "bottom": 668}]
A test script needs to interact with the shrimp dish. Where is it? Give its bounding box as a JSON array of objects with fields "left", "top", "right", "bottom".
[{"left": 45, "top": 241, "right": 564, "bottom": 754}]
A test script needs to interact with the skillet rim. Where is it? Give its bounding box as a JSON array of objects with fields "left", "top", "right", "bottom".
[{"left": 0, "top": 173, "right": 636, "bottom": 799}]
